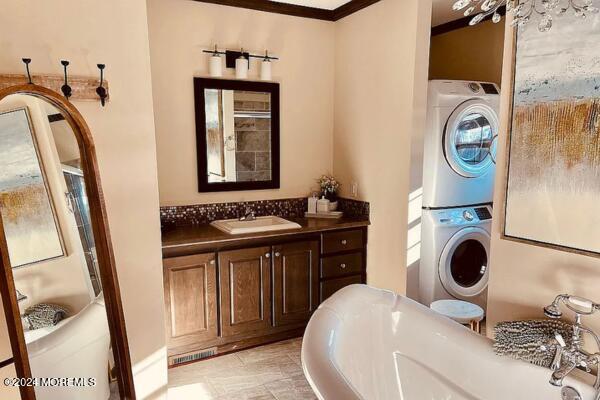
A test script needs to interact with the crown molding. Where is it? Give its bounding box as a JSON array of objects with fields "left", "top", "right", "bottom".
[
  {"left": 191, "top": 0, "right": 381, "bottom": 21},
  {"left": 432, "top": 6, "right": 506, "bottom": 36}
]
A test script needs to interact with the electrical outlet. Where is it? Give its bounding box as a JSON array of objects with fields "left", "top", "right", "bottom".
[{"left": 351, "top": 182, "right": 358, "bottom": 198}]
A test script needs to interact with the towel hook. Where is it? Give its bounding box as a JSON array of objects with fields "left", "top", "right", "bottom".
[
  {"left": 60, "top": 60, "right": 72, "bottom": 99},
  {"left": 22, "top": 58, "right": 33, "bottom": 84},
  {"left": 96, "top": 64, "right": 107, "bottom": 107}
]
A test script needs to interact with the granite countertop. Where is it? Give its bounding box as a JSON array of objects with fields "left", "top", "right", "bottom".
[{"left": 161, "top": 216, "right": 370, "bottom": 256}]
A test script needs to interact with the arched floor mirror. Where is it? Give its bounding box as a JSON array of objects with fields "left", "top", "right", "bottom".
[{"left": 0, "top": 84, "right": 135, "bottom": 400}]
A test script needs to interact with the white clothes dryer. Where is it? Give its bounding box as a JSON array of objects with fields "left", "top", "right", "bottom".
[{"left": 423, "top": 80, "right": 500, "bottom": 208}]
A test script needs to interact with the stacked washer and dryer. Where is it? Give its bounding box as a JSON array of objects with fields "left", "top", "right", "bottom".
[{"left": 419, "top": 80, "right": 500, "bottom": 311}]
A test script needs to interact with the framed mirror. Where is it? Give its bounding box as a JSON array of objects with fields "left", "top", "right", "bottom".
[
  {"left": 0, "top": 84, "right": 135, "bottom": 400},
  {"left": 194, "top": 78, "right": 280, "bottom": 192}
]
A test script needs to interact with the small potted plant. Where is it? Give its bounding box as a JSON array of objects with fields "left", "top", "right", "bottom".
[{"left": 317, "top": 174, "right": 340, "bottom": 211}]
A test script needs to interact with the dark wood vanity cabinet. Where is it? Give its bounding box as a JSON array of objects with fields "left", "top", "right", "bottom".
[
  {"left": 218, "top": 247, "right": 272, "bottom": 337},
  {"left": 163, "top": 253, "right": 218, "bottom": 349},
  {"left": 162, "top": 224, "right": 367, "bottom": 366},
  {"left": 272, "top": 240, "right": 319, "bottom": 327}
]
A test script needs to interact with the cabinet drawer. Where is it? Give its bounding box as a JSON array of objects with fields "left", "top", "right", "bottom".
[
  {"left": 320, "top": 253, "right": 363, "bottom": 279},
  {"left": 320, "top": 275, "right": 363, "bottom": 302},
  {"left": 321, "top": 229, "right": 363, "bottom": 254}
]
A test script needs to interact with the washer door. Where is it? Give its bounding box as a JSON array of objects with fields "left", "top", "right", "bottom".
[
  {"left": 439, "top": 226, "right": 490, "bottom": 299},
  {"left": 444, "top": 100, "right": 498, "bottom": 178}
]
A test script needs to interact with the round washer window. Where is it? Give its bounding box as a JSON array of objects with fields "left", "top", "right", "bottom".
[
  {"left": 454, "top": 113, "right": 493, "bottom": 165},
  {"left": 450, "top": 239, "right": 487, "bottom": 288},
  {"left": 439, "top": 226, "right": 490, "bottom": 299},
  {"left": 445, "top": 100, "right": 499, "bottom": 178}
]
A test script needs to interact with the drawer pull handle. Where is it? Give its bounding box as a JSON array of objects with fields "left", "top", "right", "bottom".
[
  {"left": 265, "top": 253, "right": 271, "bottom": 258},
  {"left": 275, "top": 252, "right": 281, "bottom": 257},
  {"left": 340, "top": 263, "right": 346, "bottom": 269},
  {"left": 341, "top": 240, "right": 347, "bottom": 245},
  {"left": 210, "top": 260, "right": 215, "bottom": 265}
]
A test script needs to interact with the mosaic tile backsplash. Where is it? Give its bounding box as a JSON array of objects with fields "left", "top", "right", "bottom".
[{"left": 160, "top": 197, "right": 370, "bottom": 228}]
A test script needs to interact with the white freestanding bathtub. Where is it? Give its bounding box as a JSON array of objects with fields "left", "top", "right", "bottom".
[
  {"left": 302, "top": 284, "right": 597, "bottom": 400},
  {"left": 24, "top": 294, "right": 111, "bottom": 400}
]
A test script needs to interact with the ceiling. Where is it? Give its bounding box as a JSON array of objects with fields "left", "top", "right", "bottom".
[
  {"left": 271, "top": 0, "right": 465, "bottom": 26},
  {"left": 269, "top": 0, "right": 352, "bottom": 10},
  {"left": 432, "top": 0, "right": 464, "bottom": 27}
]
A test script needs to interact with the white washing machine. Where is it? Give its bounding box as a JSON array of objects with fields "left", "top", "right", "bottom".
[
  {"left": 419, "top": 205, "right": 492, "bottom": 310},
  {"left": 423, "top": 80, "right": 500, "bottom": 208}
]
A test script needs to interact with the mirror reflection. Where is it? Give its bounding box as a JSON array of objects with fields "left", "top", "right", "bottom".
[
  {"left": 205, "top": 89, "right": 273, "bottom": 183},
  {"left": 0, "top": 94, "right": 117, "bottom": 399}
]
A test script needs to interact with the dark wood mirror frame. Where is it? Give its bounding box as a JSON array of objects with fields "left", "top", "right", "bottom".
[
  {"left": 0, "top": 84, "right": 136, "bottom": 400},
  {"left": 194, "top": 78, "right": 280, "bottom": 192}
]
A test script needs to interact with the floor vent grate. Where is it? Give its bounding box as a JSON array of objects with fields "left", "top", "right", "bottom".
[{"left": 172, "top": 348, "right": 216, "bottom": 366}]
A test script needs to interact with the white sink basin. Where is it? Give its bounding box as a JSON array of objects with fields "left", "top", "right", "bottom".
[{"left": 210, "top": 216, "right": 302, "bottom": 235}]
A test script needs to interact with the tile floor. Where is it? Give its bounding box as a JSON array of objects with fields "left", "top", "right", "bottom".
[{"left": 168, "top": 337, "right": 315, "bottom": 400}]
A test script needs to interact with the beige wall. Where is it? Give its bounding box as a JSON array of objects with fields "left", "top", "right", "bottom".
[
  {"left": 147, "top": 0, "right": 335, "bottom": 206},
  {"left": 486, "top": 22, "right": 600, "bottom": 335},
  {"left": 429, "top": 20, "right": 505, "bottom": 85},
  {"left": 333, "top": 0, "right": 432, "bottom": 294},
  {"left": 0, "top": 1, "right": 167, "bottom": 398}
]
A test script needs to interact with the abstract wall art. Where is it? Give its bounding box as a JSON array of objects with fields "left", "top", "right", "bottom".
[
  {"left": 0, "top": 107, "right": 64, "bottom": 267},
  {"left": 503, "top": 11, "right": 600, "bottom": 255}
]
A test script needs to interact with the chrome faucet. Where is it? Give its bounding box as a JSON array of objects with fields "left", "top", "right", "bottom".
[
  {"left": 16, "top": 289, "right": 27, "bottom": 302},
  {"left": 544, "top": 294, "right": 600, "bottom": 399},
  {"left": 239, "top": 207, "right": 256, "bottom": 222}
]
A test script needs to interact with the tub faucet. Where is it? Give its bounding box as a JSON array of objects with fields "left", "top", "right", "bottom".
[
  {"left": 544, "top": 294, "right": 600, "bottom": 399},
  {"left": 239, "top": 207, "right": 256, "bottom": 222},
  {"left": 16, "top": 289, "right": 27, "bottom": 302}
]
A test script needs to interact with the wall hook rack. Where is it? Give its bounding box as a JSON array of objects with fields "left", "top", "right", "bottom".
[
  {"left": 60, "top": 60, "right": 72, "bottom": 99},
  {"left": 3, "top": 58, "right": 110, "bottom": 104},
  {"left": 22, "top": 58, "right": 33, "bottom": 84},
  {"left": 96, "top": 64, "right": 107, "bottom": 107}
]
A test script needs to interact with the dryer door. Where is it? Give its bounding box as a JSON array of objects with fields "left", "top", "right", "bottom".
[
  {"left": 444, "top": 100, "right": 498, "bottom": 178},
  {"left": 439, "top": 226, "right": 490, "bottom": 299}
]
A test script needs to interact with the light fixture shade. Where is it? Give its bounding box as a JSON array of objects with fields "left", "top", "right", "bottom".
[
  {"left": 235, "top": 56, "right": 248, "bottom": 79},
  {"left": 209, "top": 55, "right": 222, "bottom": 77},
  {"left": 260, "top": 60, "right": 272, "bottom": 81}
]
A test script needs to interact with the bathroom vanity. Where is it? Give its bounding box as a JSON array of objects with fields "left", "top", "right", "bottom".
[{"left": 161, "top": 217, "right": 368, "bottom": 366}]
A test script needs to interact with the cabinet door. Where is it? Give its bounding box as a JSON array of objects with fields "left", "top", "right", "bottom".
[
  {"left": 219, "top": 246, "right": 272, "bottom": 337},
  {"left": 163, "top": 253, "right": 218, "bottom": 348},
  {"left": 273, "top": 240, "right": 319, "bottom": 327}
]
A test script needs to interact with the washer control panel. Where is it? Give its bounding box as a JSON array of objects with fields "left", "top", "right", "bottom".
[
  {"left": 463, "top": 210, "right": 474, "bottom": 221},
  {"left": 474, "top": 207, "right": 492, "bottom": 220},
  {"left": 436, "top": 206, "right": 492, "bottom": 225}
]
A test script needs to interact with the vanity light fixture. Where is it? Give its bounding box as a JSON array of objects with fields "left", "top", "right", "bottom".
[
  {"left": 202, "top": 47, "right": 279, "bottom": 79},
  {"left": 260, "top": 51, "right": 272, "bottom": 81},
  {"left": 451, "top": 0, "right": 599, "bottom": 32},
  {"left": 60, "top": 60, "right": 72, "bottom": 99},
  {"left": 235, "top": 48, "right": 249, "bottom": 79},
  {"left": 208, "top": 44, "right": 223, "bottom": 77},
  {"left": 21, "top": 58, "right": 33, "bottom": 84}
]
